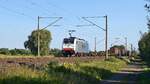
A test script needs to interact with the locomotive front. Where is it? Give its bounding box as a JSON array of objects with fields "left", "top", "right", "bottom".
[
  {"left": 62, "top": 37, "right": 75, "bottom": 56},
  {"left": 62, "top": 37, "right": 89, "bottom": 56}
]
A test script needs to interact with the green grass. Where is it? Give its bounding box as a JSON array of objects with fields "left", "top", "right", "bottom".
[
  {"left": 0, "top": 57, "right": 127, "bottom": 84},
  {"left": 46, "top": 57, "right": 127, "bottom": 84},
  {"left": 0, "top": 66, "right": 61, "bottom": 84},
  {"left": 80, "top": 57, "right": 127, "bottom": 72}
]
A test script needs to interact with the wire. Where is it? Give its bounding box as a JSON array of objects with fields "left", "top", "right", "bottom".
[
  {"left": 41, "top": 17, "right": 62, "bottom": 30},
  {"left": 46, "top": 1, "right": 80, "bottom": 17},
  {"left": 24, "top": 0, "right": 57, "bottom": 16},
  {"left": 97, "top": 38, "right": 105, "bottom": 45},
  {"left": 82, "top": 17, "right": 106, "bottom": 31},
  {"left": 44, "top": 0, "right": 83, "bottom": 23},
  {"left": 0, "top": 4, "right": 35, "bottom": 20}
]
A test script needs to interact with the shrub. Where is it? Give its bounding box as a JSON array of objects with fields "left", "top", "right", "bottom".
[
  {"left": 0, "top": 48, "right": 10, "bottom": 55},
  {"left": 49, "top": 48, "right": 63, "bottom": 57},
  {"left": 9, "top": 49, "right": 32, "bottom": 55}
]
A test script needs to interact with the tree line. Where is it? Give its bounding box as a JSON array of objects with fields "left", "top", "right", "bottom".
[
  {"left": 0, "top": 48, "right": 63, "bottom": 56},
  {"left": 0, "top": 48, "right": 31, "bottom": 55}
]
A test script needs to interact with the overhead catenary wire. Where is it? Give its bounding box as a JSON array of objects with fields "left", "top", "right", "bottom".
[
  {"left": 24, "top": 0, "right": 84, "bottom": 28},
  {"left": 41, "top": 17, "right": 63, "bottom": 30},
  {"left": 42, "top": 0, "right": 92, "bottom": 39},
  {"left": 0, "top": 0, "right": 51, "bottom": 21},
  {"left": 44, "top": 0, "right": 82, "bottom": 21},
  {"left": 37, "top": 16, "right": 62, "bottom": 56},
  {"left": 82, "top": 17, "right": 106, "bottom": 31},
  {"left": 43, "top": 0, "right": 89, "bottom": 28},
  {"left": 96, "top": 38, "right": 105, "bottom": 45},
  {"left": 24, "top": 0, "right": 57, "bottom": 16},
  {"left": 25, "top": 0, "right": 92, "bottom": 30},
  {"left": 0, "top": 0, "right": 107, "bottom": 51},
  {"left": 0, "top": 4, "right": 35, "bottom": 20}
]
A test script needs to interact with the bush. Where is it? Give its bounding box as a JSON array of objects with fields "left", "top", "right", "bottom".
[
  {"left": 9, "top": 49, "right": 32, "bottom": 55},
  {"left": 0, "top": 48, "right": 32, "bottom": 56},
  {"left": 0, "top": 48, "right": 10, "bottom": 55},
  {"left": 49, "top": 48, "right": 62, "bottom": 57}
]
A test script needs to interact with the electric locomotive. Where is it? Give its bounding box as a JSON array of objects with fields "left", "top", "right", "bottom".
[{"left": 62, "top": 36, "right": 89, "bottom": 56}]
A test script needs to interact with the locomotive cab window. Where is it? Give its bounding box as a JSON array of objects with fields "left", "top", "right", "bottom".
[
  {"left": 63, "top": 38, "right": 69, "bottom": 44},
  {"left": 69, "top": 37, "right": 75, "bottom": 44},
  {"left": 63, "top": 37, "right": 75, "bottom": 44}
]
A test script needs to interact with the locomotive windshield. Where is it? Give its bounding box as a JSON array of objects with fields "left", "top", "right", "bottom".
[
  {"left": 63, "top": 37, "right": 75, "bottom": 44},
  {"left": 63, "top": 38, "right": 69, "bottom": 44}
]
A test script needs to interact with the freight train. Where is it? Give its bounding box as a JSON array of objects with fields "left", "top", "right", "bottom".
[{"left": 62, "top": 37, "right": 89, "bottom": 56}]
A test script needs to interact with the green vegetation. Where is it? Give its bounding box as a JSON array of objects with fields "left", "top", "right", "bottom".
[
  {"left": 137, "top": 2, "right": 150, "bottom": 83},
  {"left": 0, "top": 66, "right": 59, "bottom": 84},
  {"left": 138, "top": 32, "right": 150, "bottom": 62},
  {"left": 139, "top": 0, "right": 150, "bottom": 63},
  {"left": 0, "top": 57, "right": 126, "bottom": 84},
  {"left": 49, "top": 48, "right": 63, "bottom": 57},
  {"left": 138, "top": 68, "right": 150, "bottom": 84},
  {"left": 24, "top": 29, "right": 52, "bottom": 56},
  {"left": 0, "top": 48, "right": 62, "bottom": 57},
  {"left": 0, "top": 48, "right": 32, "bottom": 56}
]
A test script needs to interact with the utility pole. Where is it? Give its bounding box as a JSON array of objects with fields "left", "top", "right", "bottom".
[
  {"left": 94, "top": 37, "right": 97, "bottom": 56},
  {"left": 125, "top": 37, "right": 127, "bottom": 57},
  {"left": 79, "top": 15, "right": 108, "bottom": 59},
  {"left": 37, "top": 16, "right": 40, "bottom": 56},
  {"left": 105, "top": 15, "right": 108, "bottom": 59},
  {"left": 37, "top": 16, "right": 62, "bottom": 56},
  {"left": 130, "top": 44, "right": 133, "bottom": 57},
  {"left": 94, "top": 37, "right": 97, "bottom": 53}
]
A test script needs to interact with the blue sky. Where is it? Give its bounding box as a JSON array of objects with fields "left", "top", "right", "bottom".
[{"left": 0, "top": 0, "right": 148, "bottom": 51}]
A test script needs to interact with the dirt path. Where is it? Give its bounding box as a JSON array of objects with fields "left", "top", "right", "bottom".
[{"left": 101, "top": 58, "right": 144, "bottom": 84}]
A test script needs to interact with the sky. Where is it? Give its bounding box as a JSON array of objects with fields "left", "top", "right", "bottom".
[{"left": 0, "top": 0, "right": 148, "bottom": 51}]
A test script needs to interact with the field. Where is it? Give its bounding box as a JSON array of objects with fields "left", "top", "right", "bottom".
[{"left": 0, "top": 56, "right": 126, "bottom": 84}]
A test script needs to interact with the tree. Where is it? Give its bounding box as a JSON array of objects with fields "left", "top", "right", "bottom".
[
  {"left": 138, "top": 0, "right": 150, "bottom": 61},
  {"left": 138, "top": 32, "right": 150, "bottom": 60},
  {"left": 24, "top": 29, "right": 52, "bottom": 56},
  {"left": 145, "top": 0, "right": 150, "bottom": 30},
  {"left": 9, "top": 48, "right": 32, "bottom": 55}
]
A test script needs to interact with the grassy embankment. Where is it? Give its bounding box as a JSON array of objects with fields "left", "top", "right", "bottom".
[{"left": 0, "top": 57, "right": 127, "bottom": 84}]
